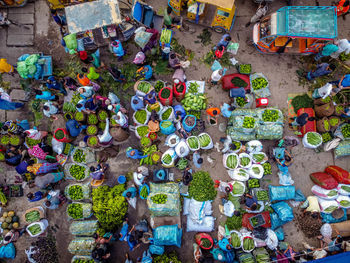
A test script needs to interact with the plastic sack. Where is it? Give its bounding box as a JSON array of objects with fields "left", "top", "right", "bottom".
[
  {"left": 68, "top": 237, "right": 95, "bottom": 255},
  {"left": 230, "top": 109, "right": 258, "bottom": 118},
  {"left": 252, "top": 247, "right": 270, "bottom": 263},
  {"left": 320, "top": 223, "right": 332, "bottom": 238},
  {"left": 133, "top": 109, "right": 150, "bottom": 126},
  {"left": 18, "top": 54, "right": 30, "bottom": 61},
  {"left": 321, "top": 208, "right": 347, "bottom": 223},
  {"left": 228, "top": 168, "right": 249, "bottom": 181},
  {"left": 52, "top": 137, "right": 64, "bottom": 155},
  {"left": 64, "top": 163, "right": 90, "bottom": 182},
  {"left": 223, "top": 153, "right": 239, "bottom": 170},
  {"left": 160, "top": 120, "right": 176, "bottom": 135},
  {"left": 257, "top": 108, "right": 284, "bottom": 125},
  {"left": 25, "top": 54, "right": 39, "bottom": 65},
  {"left": 188, "top": 198, "right": 212, "bottom": 224},
  {"left": 33, "top": 64, "right": 43, "bottom": 80},
  {"left": 337, "top": 184, "right": 350, "bottom": 196},
  {"left": 317, "top": 198, "right": 339, "bottom": 213},
  {"left": 294, "top": 189, "right": 306, "bottom": 202},
  {"left": 270, "top": 212, "right": 287, "bottom": 230},
  {"left": 63, "top": 34, "right": 78, "bottom": 53},
  {"left": 211, "top": 60, "right": 222, "bottom": 71},
  {"left": 302, "top": 132, "right": 323, "bottom": 149},
  {"left": 187, "top": 216, "right": 215, "bottom": 232},
  {"left": 231, "top": 181, "right": 246, "bottom": 197},
  {"left": 65, "top": 183, "right": 91, "bottom": 201},
  {"left": 336, "top": 195, "right": 350, "bottom": 209},
  {"left": 26, "top": 219, "right": 48, "bottom": 237},
  {"left": 161, "top": 148, "right": 177, "bottom": 168},
  {"left": 69, "top": 220, "right": 98, "bottom": 236},
  {"left": 248, "top": 164, "right": 264, "bottom": 179},
  {"left": 165, "top": 134, "right": 180, "bottom": 148},
  {"left": 198, "top": 132, "right": 214, "bottom": 150},
  {"left": 232, "top": 116, "right": 257, "bottom": 134},
  {"left": 269, "top": 185, "right": 295, "bottom": 202},
  {"left": 278, "top": 170, "right": 293, "bottom": 185},
  {"left": 17, "top": 61, "right": 29, "bottom": 78},
  {"left": 134, "top": 27, "right": 152, "bottom": 49},
  {"left": 271, "top": 202, "right": 294, "bottom": 222},
  {"left": 245, "top": 140, "right": 263, "bottom": 153},
  {"left": 239, "top": 153, "right": 252, "bottom": 168},
  {"left": 183, "top": 197, "right": 191, "bottom": 215},
  {"left": 175, "top": 139, "right": 190, "bottom": 158},
  {"left": 274, "top": 227, "right": 284, "bottom": 241},
  {"left": 152, "top": 225, "right": 182, "bottom": 247},
  {"left": 71, "top": 256, "right": 93, "bottom": 263},
  {"left": 147, "top": 182, "right": 180, "bottom": 216},
  {"left": 311, "top": 185, "right": 338, "bottom": 200},
  {"left": 149, "top": 245, "right": 164, "bottom": 255},
  {"left": 312, "top": 83, "right": 332, "bottom": 99},
  {"left": 70, "top": 147, "right": 95, "bottom": 165},
  {"left": 227, "top": 42, "right": 239, "bottom": 55},
  {"left": 310, "top": 172, "right": 338, "bottom": 190},
  {"left": 241, "top": 235, "right": 256, "bottom": 253},
  {"left": 233, "top": 94, "right": 254, "bottom": 109},
  {"left": 250, "top": 73, "right": 270, "bottom": 98},
  {"left": 265, "top": 229, "right": 278, "bottom": 250},
  {"left": 186, "top": 136, "right": 200, "bottom": 151},
  {"left": 230, "top": 230, "right": 243, "bottom": 249},
  {"left": 256, "top": 124, "right": 283, "bottom": 140},
  {"left": 227, "top": 127, "right": 256, "bottom": 141},
  {"left": 0, "top": 243, "right": 15, "bottom": 259},
  {"left": 223, "top": 201, "right": 235, "bottom": 217},
  {"left": 67, "top": 202, "right": 93, "bottom": 220},
  {"left": 324, "top": 165, "right": 350, "bottom": 184},
  {"left": 335, "top": 140, "right": 350, "bottom": 158},
  {"left": 250, "top": 152, "right": 268, "bottom": 164},
  {"left": 160, "top": 106, "right": 175, "bottom": 121}
]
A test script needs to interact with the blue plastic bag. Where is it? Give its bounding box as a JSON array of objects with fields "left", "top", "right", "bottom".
[
  {"left": 152, "top": 224, "right": 182, "bottom": 247},
  {"left": 321, "top": 208, "right": 347, "bottom": 223},
  {"left": 173, "top": 105, "right": 186, "bottom": 120},
  {"left": 269, "top": 185, "right": 295, "bottom": 202},
  {"left": 18, "top": 54, "right": 30, "bottom": 62},
  {"left": 270, "top": 212, "right": 287, "bottom": 230},
  {"left": 34, "top": 64, "right": 43, "bottom": 80},
  {"left": 274, "top": 227, "right": 285, "bottom": 241},
  {"left": 294, "top": 189, "right": 306, "bottom": 202},
  {"left": 229, "top": 88, "right": 245, "bottom": 98},
  {"left": 77, "top": 38, "right": 85, "bottom": 52},
  {"left": 271, "top": 202, "right": 294, "bottom": 222},
  {"left": 211, "top": 60, "right": 222, "bottom": 71},
  {"left": 160, "top": 120, "right": 176, "bottom": 135},
  {"left": 0, "top": 243, "right": 16, "bottom": 259},
  {"left": 149, "top": 245, "right": 164, "bottom": 255}
]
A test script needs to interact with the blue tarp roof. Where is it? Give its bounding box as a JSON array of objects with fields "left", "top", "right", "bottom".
[{"left": 309, "top": 252, "right": 350, "bottom": 263}]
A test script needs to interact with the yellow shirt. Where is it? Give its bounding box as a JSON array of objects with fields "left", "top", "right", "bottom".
[
  {"left": 306, "top": 196, "right": 321, "bottom": 213},
  {"left": 0, "top": 59, "right": 14, "bottom": 73}
]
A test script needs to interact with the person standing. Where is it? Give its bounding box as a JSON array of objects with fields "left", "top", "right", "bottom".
[
  {"left": 314, "top": 44, "right": 339, "bottom": 61},
  {"left": 209, "top": 69, "right": 224, "bottom": 86}
]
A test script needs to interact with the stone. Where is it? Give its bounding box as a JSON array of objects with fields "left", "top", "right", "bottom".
[
  {"left": 7, "top": 34, "right": 34, "bottom": 46},
  {"left": 8, "top": 13, "right": 35, "bottom": 25},
  {"left": 6, "top": 110, "right": 26, "bottom": 121},
  {"left": 8, "top": 3, "right": 35, "bottom": 14},
  {"left": 7, "top": 24, "right": 33, "bottom": 35},
  {"left": 0, "top": 110, "right": 6, "bottom": 122},
  {"left": 10, "top": 89, "right": 28, "bottom": 102}
]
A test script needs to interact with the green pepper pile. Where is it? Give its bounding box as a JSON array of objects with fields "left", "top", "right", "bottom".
[
  {"left": 252, "top": 77, "right": 268, "bottom": 90},
  {"left": 68, "top": 185, "right": 84, "bottom": 200},
  {"left": 98, "top": 110, "right": 108, "bottom": 121},
  {"left": 236, "top": 97, "right": 248, "bottom": 107},
  {"left": 67, "top": 203, "right": 83, "bottom": 219},
  {"left": 341, "top": 124, "right": 350, "bottom": 138},
  {"left": 239, "top": 64, "right": 251, "bottom": 74},
  {"left": 262, "top": 109, "right": 279, "bottom": 122},
  {"left": 137, "top": 126, "right": 149, "bottom": 137},
  {"left": 242, "top": 117, "right": 255, "bottom": 128},
  {"left": 262, "top": 162, "right": 272, "bottom": 175},
  {"left": 162, "top": 108, "right": 172, "bottom": 120},
  {"left": 138, "top": 82, "right": 151, "bottom": 93},
  {"left": 73, "top": 149, "right": 86, "bottom": 163},
  {"left": 151, "top": 194, "right": 167, "bottom": 204},
  {"left": 189, "top": 171, "right": 217, "bottom": 201},
  {"left": 69, "top": 164, "right": 86, "bottom": 180},
  {"left": 135, "top": 110, "right": 147, "bottom": 124},
  {"left": 87, "top": 114, "right": 98, "bottom": 125}
]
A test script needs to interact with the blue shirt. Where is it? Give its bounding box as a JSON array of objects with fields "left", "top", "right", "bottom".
[
  {"left": 35, "top": 91, "right": 55, "bottom": 100},
  {"left": 144, "top": 65, "right": 152, "bottom": 80},
  {"left": 341, "top": 74, "right": 350, "bottom": 87},
  {"left": 111, "top": 40, "right": 124, "bottom": 57},
  {"left": 16, "top": 161, "right": 29, "bottom": 174},
  {"left": 221, "top": 103, "right": 233, "bottom": 118},
  {"left": 309, "top": 63, "right": 332, "bottom": 79},
  {"left": 217, "top": 34, "right": 230, "bottom": 48},
  {"left": 122, "top": 187, "right": 137, "bottom": 198},
  {"left": 321, "top": 44, "right": 338, "bottom": 56},
  {"left": 66, "top": 119, "right": 84, "bottom": 137},
  {"left": 245, "top": 196, "right": 257, "bottom": 208}
]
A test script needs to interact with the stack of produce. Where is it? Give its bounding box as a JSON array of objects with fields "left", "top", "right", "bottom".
[
  {"left": 0, "top": 211, "right": 19, "bottom": 235},
  {"left": 182, "top": 92, "right": 207, "bottom": 111}
]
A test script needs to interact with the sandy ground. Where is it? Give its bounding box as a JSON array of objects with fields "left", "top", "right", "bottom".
[{"left": 0, "top": 0, "right": 349, "bottom": 262}]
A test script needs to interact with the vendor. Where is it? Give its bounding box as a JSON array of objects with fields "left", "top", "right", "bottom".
[
  {"left": 78, "top": 86, "right": 94, "bottom": 99},
  {"left": 28, "top": 144, "right": 56, "bottom": 162},
  {"left": 131, "top": 95, "right": 144, "bottom": 111},
  {"left": 143, "top": 23, "right": 158, "bottom": 53},
  {"left": 133, "top": 51, "right": 146, "bottom": 65},
  {"left": 183, "top": 168, "right": 193, "bottom": 185},
  {"left": 110, "top": 39, "right": 125, "bottom": 61},
  {"left": 34, "top": 90, "right": 58, "bottom": 101},
  {"left": 137, "top": 249, "right": 152, "bottom": 263},
  {"left": 65, "top": 115, "right": 87, "bottom": 137},
  {"left": 107, "top": 66, "right": 126, "bottom": 83},
  {"left": 215, "top": 34, "right": 231, "bottom": 49},
  {"left": 221, "top": 103, "right": 235, "bottom": 118},
  {"left": 243, "top": 193, "right": 258, "bottom": 211},
  {"left": 193, "top": 151, "right": 203, "bottom": 169},
  {"left": 209, "top": 69, "right": 224, "bottom": 86},
  {"left": 169, "top": 52, "right": 181, "bottom": 69},
  {"left": 126, "top": 148, "right": 147, "bottom": 160},
  {"left": 46, "top": 76, "right": 67, "bottom": 95},
  {"left": 90, "top": 163, "right": 108, "bottom": 181},
  {"left": 143, "top": 90, "right": 157, "bottom": 105},
  {"left": 43, "top": 101, "right": 59, "bottom": 119},
  {"left": 214, "top": 180, "right": 233, "bottom": 194},
  {"left": 301, "top": 196, "right": 321, "bottom": 217},
  {"left": 206, "top": 106, "right": 221, "bottom": 125},
  {"left": 0, "top": 58, "right": 15, "bottom": 76},
  {"left": 291, "top": 112, "right": 315, "bottom": 127},
  {"left": 172, "top": 68, "right": 186, "bottom": 83},
  {"left": 111, "top": 111, "right": 129, "bottom": 128},
  {"left": 63, "top": 76, "right": 78, "bottom": 91},
  {"left": 137, "top": 65, "right": 153, "bottom": 80},
  {"left": 5, "top": 146, "right": 24, "bottom": 166},
  {"left": 27, "top": 191, "right": 46, "bottom": 202},
  {"left": 122, "top": 186, "right": 137, "bottom": 200},
  {"left": 307, "top": 63, "right": 335, "bottom": 81},
  {"left": 77, "top": 72, "right": 91, "bottom": 86}
]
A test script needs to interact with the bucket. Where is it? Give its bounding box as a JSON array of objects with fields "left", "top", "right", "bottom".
[
  {"left": 118, "top": 175, "right": 126, "bottom": 184},
  {"left": 54, "top": 128, "right": 72, "bottom": 143},
  {"left": 173, "top": 82, "right": 186, "bottom": 102},
  {"left": 158, "top": 86, "right": 173, "bottom": 106},
  {"left": 182, "top": 115, "right": 196, "bottom": 132}
]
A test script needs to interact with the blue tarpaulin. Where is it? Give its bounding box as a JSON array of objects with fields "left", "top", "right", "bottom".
[{"left": 309, "top": 252, "right": 350, "bottom": 263}]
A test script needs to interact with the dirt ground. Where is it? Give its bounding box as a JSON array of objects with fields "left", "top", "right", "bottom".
[{"left": 0, "top": 0, "right": 350, "bottom": 262}]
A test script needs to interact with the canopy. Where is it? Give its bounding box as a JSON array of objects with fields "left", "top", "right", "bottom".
[
  {"left": 198, "top": 0, "right": 235, "bottom": 10},
  {"left": 276, "top": 6, "right": 337, "bottom": 39},
  {"left": 309, "top": 252, "right": 350, "bottom": 263},
  {"left": 65, "top": 0, "right": 122, "bottom": 34}
]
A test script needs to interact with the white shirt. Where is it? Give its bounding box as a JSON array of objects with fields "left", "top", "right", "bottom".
[
  {"left": 43, "top": 102, "right": 58, "bottom": 117},
  {"left": 211, "top": 70, "right": 222, "bottom": 82},
  {"left": 162, "top": 47, "right": 171, "bottom": 54}
]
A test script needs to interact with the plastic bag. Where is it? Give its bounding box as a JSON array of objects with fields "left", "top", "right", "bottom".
[
  {"left": 161, "top": 148, "right": 177, "bottom": 168},
  {"left": 69, "top": 220, "right": 98, "bottom": 236},
  {"left": 0, "top": 243, "right": 16, "bottom": 259},
  {"left": 270, "top": 212, "right": 287, "bottom": 230},
  {"left": 256, "top": 124, "right": 283, "bottom": 140},
  {"left": 188, "top": 198, "right": 212, "bottom": 224},
  {"left": 274, "top": 227, "right": 284, "bottom": 241},
  {"left": 52, "top": 137, "right": 64, "bottom": 154},
  {"left": 231, "top": 181, "right": 246, "bottom": 197},
  {"left": 227, "top": 127, "right": 256, "bottom": 142},
  {"left": 183, "top": 197, "right": 191, "bottom": 215},
  {"left": 334, "top": 140, "right": 350, "bottom": 158},
  {"left": 336, "top": 195, "right": 350, "bottom": 209},
  {"left": 245, "top": 140, "right": 263, "bottom": 153},
  {"left": 160, "top": 106, "right": 175, "bottom": 121},
  {"left": 321, "top": 208, "right": 347, "bottom": 223},
  {"left": 70, "top": 147, "right": 95, "bottom": 165},
  {"left": 227, "top": 42, "right": 239, "bottom": 55},
  {"left": 271, "top": 202, "right": 294, "bottom": 222},
  {"left": 148, "top": 182, "right": 180, "bottom": 216},
  {"left": 223, "top": 201, "right": 235, "bottom": 217},
  {"left": 198, "top": 132, "right": 214, "bottom": 150},
  {"left": 18, "top": 54, "right": 30, "bottom": 62},
  {"left": 65, "top": 183, "right": 91, "bottom": 201},
  {"left": 25, "top": 54, "right": 40, "bottom": 65},
  {"left": 257, "top": 108, "right": 284, "bottom": 125},
  {"left": 133, "top": 109, "right": 151, "bottom": 126},
  {"left": 337, "top": 184, "right": 350, "bottom": 196},
  {"left": 63, "top": 34, "right": 78, "bottom": 53},
  {"left": 269, "top": 185, "right": 296, "bottom": 202},
  {"left": 302, "top": 132, "right": 323, "bottom": 149},
  {"left": 232, "top": 116, "right": 257, "bottom": 134},
  {"left": 312, "top": 83, "right": 332, "bottom": 99},
  {"left": 33, "top": 64, "right": 43, "bottom": 80},
  {"left": 187, "top": 216, "right": 215, "bottom": 232},
  {"left": 250, "top": 73, "right": 270, "bottom": 98},
  {"left": 175, "top": 139, "right": 190, "bottom": 158},
  {"left": 211, "top": 60, "right": 222, "bottom": 71},
  {"left": 239, "top": 153, "right": 253, "bottom": 168},
  {"left": 310, "top": 172, "right": 338, "bottom": 189},
  {"left": 17, "top": 61, "right": 29, "bottom": 78},
  {"left": 317, "top": 198, "right": 339, "bottom": 213},
  {"left": 165, "top": 134, "right": 180, "bottom": 148},
  {"left": 320, "top": 223, "right": 332, "bottom": 238},
  {"left": 324, "top": 165, "right": 350, "bottom": 184},
  {"left": 223, "top": 153, "right": 239, "bottom": 170},
  {"left": 228, "top": 168, "right": 249, "bottom": 181},
  {"left": 149, "top": 245, "right": 164, "bottom": 255},
  {"left": 294, "top": 189, "right": 306, "bottom": 202},
  {"left": 152, "top": 225, "right": 182, "bottom": 247},
  {"left": 134, "top": 27, "right": 152, "bottom": 49},
  {"left": 265, "top": 229, "right": 278, "bottom": 250},
  {"left": 186, "top": 136, "right": 200, "bottom": 151},
  {"left": 68, "top": 237, "right": 95, "bottom": 255},
  {"left": 67, "top": 202, "right": 93, "bottom": 220},
  {"left": 248, "top": 164, "right": 264, "bottom": 179},
  {"left": 249, "top": 152, "right": 268, "bottom": 164},
  {"left": 311, "top": 185, "right": 338, "bottom": 200}
]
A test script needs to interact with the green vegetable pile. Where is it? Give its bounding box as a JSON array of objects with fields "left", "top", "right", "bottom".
[
  {"left": 97, "top": 110, "right": 108, "bottom": 121},
  {"left": 231, "top": 232, "right": 241, "bottom": 248},
  {"left": 239, "top": 64, "right": 251, "bottom": 74},
  {"left": 182, "top": 92, "right": 207, "bottom": 111},
  {"left": 340, "top": 200, "right": 350, "bottom": 207},
  {"left": 262, "top": 109, "right": 279, "bottom": 122},
  {"left": 200, "top": 238, "right": 212, "bottom": 248},
  {"left": 323, "top": 119, "right": 330, "bottom": 131},
  {"left": 147, "top": 103, "right": 160, "bottom": 112},
  {"left": 137, "top": 126, "right": 149, "bottom": 137},
  {"left": 92, "top": 185, "right": 128, "bottom": 232},
  {"left": 341, "top": 185, "right": 350, "bottom": 192},
  {"left": 262, "top": 162, "right": 272, "bottom": 175},
  {"left": 160, "top": 88, "right": 171, "bottom": 98},
  {"left": 26, "top": 137, "right": 41, "bottom": 147},
  {"left": 135, "top": 110, "right": 147, "bottom": 124},
  {"left": 161, "top": 121, "right": 172, "bottom": 128},
  {"left": 176, "top": 158, "right": 188, "bottom": 170},
  {"left": 255, "top": 250, "right": 270, "bottom": 263},
  {"left": 243, "top": 237, "right": 255, "bottom": 251},
  {"left": 226, "top": 214, "right": 242, "bottom": 230},
  {"left": 68, "top": 185, "right": 84, "bottom": 200},
  {"left": 73, "top": 149, "right": 86, "bottom": 163},
  {"left": 231, "top": 77, "right": 247, "bottom": 88},
  {"left": 151, "top": 194, "right": 167, "bottom": 204},
  {"left": 154, "top": 81, "right": 165, "bottom": 92},
  {"left": 87, "top": 114, "right": 98, "bottom": 125},
  {"left": 69, "top": 164, "right": 86, "bottom": 180},
  {"left": 242, "top": 117, "right": 255, "bottom": 128},
  {"left": 252, "top": 153, "right": 265, "bottom": 163},
  {"left": 306, "top": 132, "right": 322, "bottom": 146},
  {"left": 198, "top": 134, "right": 211, "bottom": 147},
  {"left": 140, "top": 186, "right": 149, "bottom": 198},
  {"left": 74, "top": 111, "right": 85, "bottom": 122},
  {"left": 154, "top": 252, "right": 181, "bottom": 263},
  {"left": 232, "top": 141, "right": 241, "bottom": 150},
  {"left": 67, "top": 203, "right": 83, "bottom": 219},
  {"left": 335, "top": 105, "right": 344, "bottom": 114},
  {"left": 189, "top": 171, "right": 217, "bottom": 201},
  {"left": 25, "top": 210, "right": 40, "bottom": 223},
  {"left": 226, "top": 154, "right": 238, "bottom": 169},
  {"left": 28, "top": 224, "right": 42, "bottom": 235},
  {"left": 248, "top": 179, "right": 260, "bottom": 188},
  {"left": 188, "top": 137, "right": 199, "bottom": 149},
  {"left": 140, "top": 145, "right": 158, "bottom": 166},
  {"left": 98, "top": 122, "right": 106, "bottom": 130},
  {"left": 329, "top": 118, "right": 339, "bottom": 127},
  {"left": 327, "top": 190, "right": 338, "bottom": 197},
  {"left": 73, "top": 259, "right": 94, "bottom": 263},
  {"left": 252, "top": 77, "right": 268, "bottom": 90},
  {"left": 236, "top": 97, "right": 248, "bottom": 107},
  {"left": 291, "top": 94, "right": 314, "bottom": 113},
  {"left": 87, "top": 136, "right": 98, "bottom": 146},
  {"left": 188, "top": 82, "right": 199, "bottom": 93},
  {"left": 160, "top": 29, "right": 172, "bottom": 43},
  {"left": 341, "top": 124, "right": 350, "bottom": 138},
  {"left": 54, "top": 130, "right": 65, "bottom": 140},
  {"left": 256, "top": 190, "right": 268, "bottom": 201},
  {"left": 240, "top": 156, "right": 251, "bottom": 167},
  {"left": 322, "top": 132, "right": 332, "bottom": 143},
  {"left": 232, "top": 182, "right": 245, "bottom": 195},
  {"left": 138, "top": 82, "right": 151, "bottom": 93},
  {"left": 324, "top": 206, "right": 338, "bottom": 213},
  {"left": 162, "top": 108, "right": 172, "bottom": 120},
  {"left": 140, "top": 137, "right": 151, "bottom": 147},
  {"left": 162, "top": 154, "right": 172, "bottom": 165}
]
